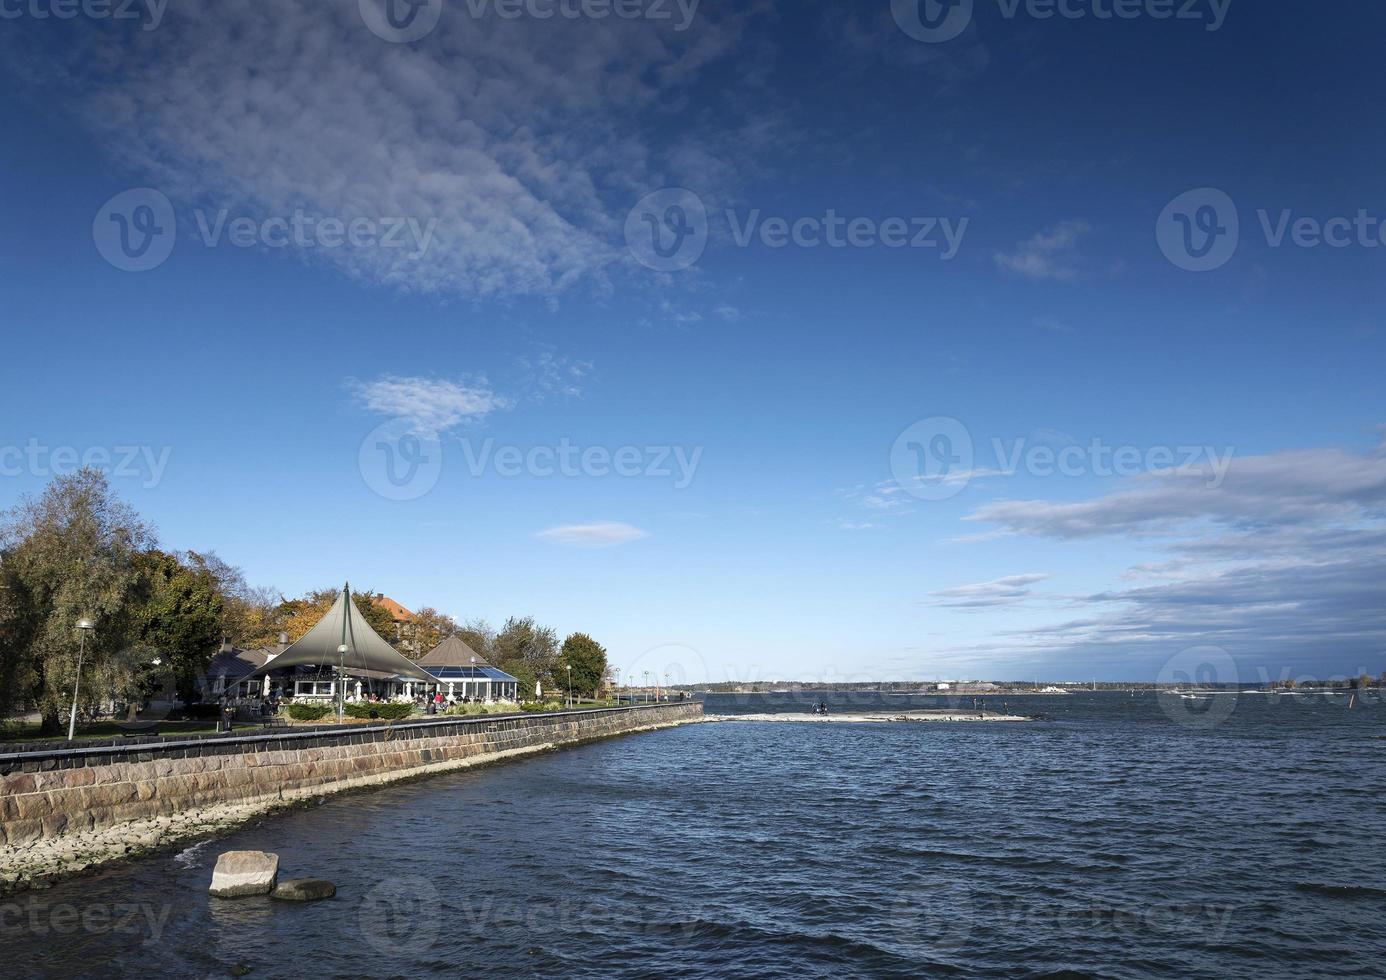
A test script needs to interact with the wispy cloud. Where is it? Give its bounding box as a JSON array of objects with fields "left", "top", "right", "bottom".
[
  {"left": 840, "top": 468, "right": 1008, "bottom": 515},
  {"left": 348, "top": 375, "right": 507, "bottom": 435},
  {"left": 517, "top": 351, "right": 592, "bottom": 401},
  {"left": 967, "top": 443, "right": 1385, "bottom": 539},
  {"left": 957, "top": 433, "right": 1386, "bottom": 674},
  {"left": 929, "top": 573, "right": 1051, "bottom": 610},
  {"left": 1034, "top": 314, "right": 1075, "bottom": 334},
  {"left": 995, "top": 220, "right": 1090, "bottom": 282},
  {"left": 13, "top": 0, "right": 777, "bottom": 300},
  {"left": 535, "top": 522, "right": 649, "bottom": 547}
]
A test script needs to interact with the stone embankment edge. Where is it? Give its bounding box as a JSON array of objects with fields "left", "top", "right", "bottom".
[{"left": 0, "top": 704, "right": 702, "bottom": 895}]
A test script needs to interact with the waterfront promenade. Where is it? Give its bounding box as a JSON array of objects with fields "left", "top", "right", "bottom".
[{"left": 0, "top": 702, "right": 701, "bottom": 894}]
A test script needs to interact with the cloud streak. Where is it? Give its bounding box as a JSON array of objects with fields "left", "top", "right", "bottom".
[
  {"left": 957, "top": 435, "right": 1386, "bottom": 675},
  {"left": 929, "top": 573, "right": 1050, "bottom": 609},
  {"left": 535, "top": 521, "right": 649, "bottom": 547}
]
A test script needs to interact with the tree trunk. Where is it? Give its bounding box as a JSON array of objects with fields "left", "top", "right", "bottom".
[{"left": 38, "top": 710, "right": 63, "bottom": 736}]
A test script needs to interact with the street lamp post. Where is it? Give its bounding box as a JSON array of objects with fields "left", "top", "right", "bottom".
[
  {"left": 565, "top": 664, "right": 572, "bottom": 708},
  {"left": 336, "top": 643, "right": 348, "bottom": 723},
  {"left": 68, "top": 617, "right": 95, "bottom": 741},
  {"left": 643, "top": 670, "right": 650, "bottom": 703},
  {"left": 613, "top": 667, "right": 621, "bottom": 704}
]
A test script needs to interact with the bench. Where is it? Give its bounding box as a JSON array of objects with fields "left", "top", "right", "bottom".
[{"left": 117, "top": 722, "right": 161, "bottom": 737}]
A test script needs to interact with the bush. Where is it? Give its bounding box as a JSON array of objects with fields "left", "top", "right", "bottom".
[
  {"left": 343, "top": 702, "right": 414, "bottom": 720},
  {"left": 286, "top": 703, "right": 332, "bottom": 722},
  {"left": 445, "top": 703, "right": 489, "bottom": 716},
  {"left": 521, "top": 700, "right": 564, "bottom": 713}
]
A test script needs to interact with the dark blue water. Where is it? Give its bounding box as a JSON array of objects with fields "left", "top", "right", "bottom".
[{"left": 7, "top": 692, "right": 1385, "bottom": 979}]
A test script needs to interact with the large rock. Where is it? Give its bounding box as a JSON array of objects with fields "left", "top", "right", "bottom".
[
  {"left": 271, "top": 878, "right": 336, "bottom": 901},
  {"left": 209, "top": 850, "right": 279, "bottom": 897}
]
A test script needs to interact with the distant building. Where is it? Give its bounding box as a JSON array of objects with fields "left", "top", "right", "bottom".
[
  {"left": 371, "top": 595, "right": 418, "bottom": 654},
  {"left": 205, "top": 634, "right": 289, "bottom": 699},
  {"left": 201, "top": 591, "right": 520, "bottom": 705}
]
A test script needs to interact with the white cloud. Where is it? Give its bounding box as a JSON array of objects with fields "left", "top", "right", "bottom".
[
  {"left": 929, "top": 573, "right": 1050, "bottom": 609},
  {"left": 995, "top": 220, "right": 1090, "bottom": 281},
  {"left": 348, "top": 375, "right": 507, "bottom": 434},
  {"left": 956, "top": 433, "right": 1386, "bottom": 674},
  {"left": 967, "top": 443, "right": 1386, "bottom": 540},
  {"left": 517, "top": 351, "right": 592, "bottom": 400},
  {"left": 535, "top": 521, "right": 649, "bottom": 547},
  {"left": 13, "top": 0, "right": 777, "bottom": 300}
]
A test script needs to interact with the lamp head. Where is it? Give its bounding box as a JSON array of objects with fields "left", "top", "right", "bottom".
[{"left": 76, "top": 617, "right": 95, "bottom": 631}]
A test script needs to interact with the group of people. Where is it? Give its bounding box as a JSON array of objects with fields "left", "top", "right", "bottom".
[{"left": 413, "top": 690, "right": 487, "bottom": 714}]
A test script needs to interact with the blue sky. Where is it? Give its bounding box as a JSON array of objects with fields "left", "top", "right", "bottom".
[{"left": 2, "top": 0, "right": 1384, "bottom": 684}]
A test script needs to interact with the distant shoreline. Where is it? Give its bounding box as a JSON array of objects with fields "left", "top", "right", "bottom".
[{"left": 704, "top": 711, "right": 1032, "bottom": 724}]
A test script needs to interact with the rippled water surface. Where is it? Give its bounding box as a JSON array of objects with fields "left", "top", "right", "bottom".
[{"left": 10, "top": 692, "right": 1386, "bottom": 979}]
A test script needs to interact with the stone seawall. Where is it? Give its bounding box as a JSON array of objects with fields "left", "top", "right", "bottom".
[{"left": 0, "top": 702, "right": 702, "bottom": 891}]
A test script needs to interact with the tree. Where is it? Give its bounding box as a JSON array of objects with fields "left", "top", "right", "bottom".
[
  {"left": 191, "top": 550, "right": 281, "bottom": 649},
  {"left": 0, "top": 469, "right": 154, "bottom": 733},
  {"left": 560, "top": 632, "right": 607, "bottom": 699},
  {"left": 457, "top": 618, "right": 495, "bottom": 661},
  {"left": 409, "top": 607, "right": 460, "bottom": 660},
  {"left": 493, "top": 616, "right": 559, "bottom": 689},
  {"left": 0, "top": 553, "right": 38, "bottom": 721},
  {"left": 504, "top": 661, "right": 540, "bottom": 702},
  {"left": 131, "top": 551, "right": 225, "bottom": 706},
  {"left": 276, "top": 587, "right": 398, "bottom": 647}
]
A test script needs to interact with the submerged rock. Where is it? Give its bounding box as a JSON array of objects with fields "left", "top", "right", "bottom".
[
  {"left": 209, "top": 850, "right": 279, "bottom": 897},
  {"left": 271, "top": 878, "right": 336, "bottom": 901}
]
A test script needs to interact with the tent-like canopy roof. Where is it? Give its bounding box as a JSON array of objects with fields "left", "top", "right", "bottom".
[
  {"left": 243, "top": 584, "right": 437, "bottom": 684},
  {"left": 418, "top": 634, "right": 490, "bottom": 668}
]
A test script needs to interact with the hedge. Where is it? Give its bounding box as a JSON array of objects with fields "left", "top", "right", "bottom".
[
  {"left": 342, "top": 702, "right": 414, "bottom": 720},
  {"left": 286, "top": 703, "right": 332, "bottom": 722}
]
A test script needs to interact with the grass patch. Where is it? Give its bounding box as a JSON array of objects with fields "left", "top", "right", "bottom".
[{"left": 0, "top": 720, "right": 220, "bottom": 743}]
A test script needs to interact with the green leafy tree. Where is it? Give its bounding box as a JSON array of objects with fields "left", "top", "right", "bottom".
[
  {"left": 131, "top": 551, "right": 225, "bottom": 705},
  {"left": 505, "top": 661, "right": 540, "bottom": 701},
  {"left": 0, "top": 469, "right": 153, "bottom": 733},
  {"left": 493, "top": 616, "right": 559, "bottom": 689},
  {"left": 560, "top": 632, "right": 608, "bottom": 699},
  {"left": 0, "top": 555, "right": 38, "bottom": 721}
]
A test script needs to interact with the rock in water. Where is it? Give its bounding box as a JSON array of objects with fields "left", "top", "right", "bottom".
[
  {"left": 209, "top": 850, "right": 279, "bottom": 897},
  {"left": 271, "top": 878, "right": 336, "bottom": 901}
]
